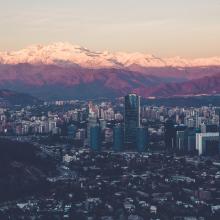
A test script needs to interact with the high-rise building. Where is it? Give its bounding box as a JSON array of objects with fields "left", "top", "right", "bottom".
[
  {"left": 174, "top": 124, "right": 187, "bottom": 150},
  {"left": 176, "top": 130, "right": 186, "bottom": 152},
  {"left": 195, "top": 111, "right": 200, "bottom": 128},
  {"left": 136, "top": 126, "right": 148, "bottom": 152},
  {"left": 99, "top": 119, "right": 107, "bottom": 131},
  {"left": 186, "top": 128, "right": 197, "bottom": 153},
  {"left": 196, "top": 133, "right": 219, "bottom": 156},
  {"left": 164, "top": 119, "right": 175, "bottom": 150},
  {"left": 124, "top": 94, "right": 140, "bottom": 147},
  {"left": 113, "top": 124, "right": 123, "bottom": 152},
  {"left": 87, "top": 113, "right": 97, "bottom": 145},
  {"left": 90, "top": 125, "right": 101, "bottom": 151}
]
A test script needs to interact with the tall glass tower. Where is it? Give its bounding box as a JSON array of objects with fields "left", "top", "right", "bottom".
[
  {"left": 113, "top": 124, "right": 123, "bottom": 152},
  {"left": 90, "top": 124, "right": 101, "bottom": 151},
  {"left": 124, "top": 94, "right": 140, "bottom": 146}
]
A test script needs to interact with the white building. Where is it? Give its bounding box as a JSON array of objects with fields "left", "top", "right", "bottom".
[{"left": 196, "top": 133, "right": 219, "bottom": 155}]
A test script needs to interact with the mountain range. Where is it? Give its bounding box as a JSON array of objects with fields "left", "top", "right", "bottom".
[
  {"left": 0, "top": 42, "right": 220, "bottom": 100},
  {"left": 1, "top": 42, "right": 220, "bottom": 69}
]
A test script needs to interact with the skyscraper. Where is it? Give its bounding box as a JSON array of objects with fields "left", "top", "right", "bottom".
[
  {"left": 164, "top": 119, "right": 175, "bottom": 150},
  {"left": 113, "top": 124, "right": 123, "bottom": 152},
  {"left": 174, "top": 124, "right": 187, "bottom": 151},
  {"left": 90, "top": 124, "right": 101, "bottom": 151},
  {"left": 87, "top": 113, "right": 97, "bottom": 145},
  {"left": 136, "top": 126, "right": 148, "bottom": 152},
  {"left": 124, "top": 94, "right": 140, "bottom": 147},
  {"left": 176, "top": 130, "right": 186, "bottom": 152}
]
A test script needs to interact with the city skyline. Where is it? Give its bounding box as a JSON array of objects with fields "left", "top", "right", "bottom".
[
  {"left": 0, "top": 0, "right": 220, "bottom": 58},
  {"left": 1, "top": 1, "right": 220, "bottom": 219}
]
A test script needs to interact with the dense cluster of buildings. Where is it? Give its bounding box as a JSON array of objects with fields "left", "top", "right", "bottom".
[
  {"left": 0, "top": 94, "right": 149, "bottom": 153},
  {"left": 1, "top": 94, "right": 220, "bottom": 156},
  {"left": 87, "top": 94, "right": 148, "bottom": 152},
  {"left": 164, "top": 107, "right": 220, "bottom": 156},
  {"left": 1, "top": 95, "right": 220, "bottom": 219}
]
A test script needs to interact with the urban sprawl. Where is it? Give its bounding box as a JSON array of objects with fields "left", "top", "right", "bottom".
[{"left": 1, "top": 94, "right": 220, "bottom": 220}]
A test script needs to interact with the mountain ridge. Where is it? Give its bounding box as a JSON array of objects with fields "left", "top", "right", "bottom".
[
  {"left": 138, "top": 74, "right": 220, "bottom": 98},
  {"left": 0, "top": 42, "right": 220, "bottom": 100},
  {"left": 1, "top": 42, "right": 220, "bottom": 69}
]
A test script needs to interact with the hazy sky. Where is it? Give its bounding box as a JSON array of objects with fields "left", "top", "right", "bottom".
[{"left": 0, "top": 0, "right": 220, "bottom": 57}]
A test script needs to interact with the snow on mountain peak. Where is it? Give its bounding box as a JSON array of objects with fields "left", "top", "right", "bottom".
[{"left": 0, "top": 42, "right": 220, "bottom": 68}]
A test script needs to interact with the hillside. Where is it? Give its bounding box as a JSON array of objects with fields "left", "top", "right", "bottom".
[
  {"left": 0, "top": 138, "right": 56, "bottom": 201},
  {"left": 138, "top": 74, "right": 220, "bottom": 98},
  {"left": 0, "top": 89, "right": 41, "bottom": 106}
]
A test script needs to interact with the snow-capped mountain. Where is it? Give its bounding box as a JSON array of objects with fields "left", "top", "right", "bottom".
[
  {"left": 1, "top": 42, "right": 220, "bottom": 100},
  {"left": 1, "top": 42, "right": 220, "bottom": 68}
]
